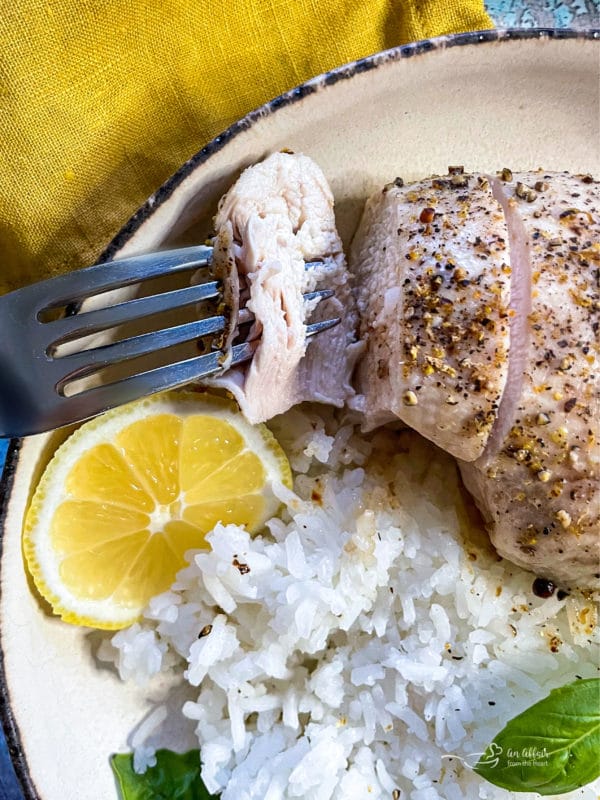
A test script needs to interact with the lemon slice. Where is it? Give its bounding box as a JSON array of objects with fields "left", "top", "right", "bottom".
[{"left": 23, "top": 391, "right": 291, "bottom": 630}]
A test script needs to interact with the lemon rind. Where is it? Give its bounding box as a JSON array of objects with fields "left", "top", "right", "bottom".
[{"left": 22, "top": 389, "right": 292, "bottom": 630}]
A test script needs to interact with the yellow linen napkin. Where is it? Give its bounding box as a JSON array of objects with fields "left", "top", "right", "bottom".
[{"left": 0, "top": 0, "right": 492, "bottom": 294}]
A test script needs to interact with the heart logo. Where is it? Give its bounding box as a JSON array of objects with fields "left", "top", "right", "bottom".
[{"left": 478, "top": 741, "right": 503, "bottom": 768}]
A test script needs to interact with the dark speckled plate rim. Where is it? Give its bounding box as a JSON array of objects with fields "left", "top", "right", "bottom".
[
  {"left": 97, "top": 26, "right": 599, "bottom": 266},
  {"left": 0, "top": 26, "right": 598, "bottom": 800}
]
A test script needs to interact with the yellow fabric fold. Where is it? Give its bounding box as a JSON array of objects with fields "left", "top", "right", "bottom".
[{"left": 0, "top": 0, "right": 492, "bottom": 293}]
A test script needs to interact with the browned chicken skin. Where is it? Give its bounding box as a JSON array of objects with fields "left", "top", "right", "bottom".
[{"left": 351, "top": 168, "right": 599, "bottom": 590}]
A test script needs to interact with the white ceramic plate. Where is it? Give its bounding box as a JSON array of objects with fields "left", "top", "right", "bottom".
[{"left": 1, "top": 29, "right": 599, "bottom": 800}]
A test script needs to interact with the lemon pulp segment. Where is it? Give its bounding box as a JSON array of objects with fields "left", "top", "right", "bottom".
[{"left": 23, "top": 392, "right": 291, "bottom": 629}]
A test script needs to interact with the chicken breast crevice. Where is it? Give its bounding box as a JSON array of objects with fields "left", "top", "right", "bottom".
[
  {"left": 475, "top": 174, "right": 533, "bottom": 459},
  {"left": 460, "top": 171, "right": 600, "bottom": 589}
]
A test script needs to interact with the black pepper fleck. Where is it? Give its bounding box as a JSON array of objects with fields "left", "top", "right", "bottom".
[{"left": 532, "top": 577, "right": 556, "bottom": 598}]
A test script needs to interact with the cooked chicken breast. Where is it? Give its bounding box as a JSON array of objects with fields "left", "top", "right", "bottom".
[
  {"left": 351, "top": 168, "right": 599, "bottom": 589},
  {"left": 351, "top": 170, "right": 512, "bottom": 462},
  {"left": 460, "top": 171, "right": 600, "bottom": 589},
  {"left": 208, "top": 152, "right": 359, "bottom": 423}
]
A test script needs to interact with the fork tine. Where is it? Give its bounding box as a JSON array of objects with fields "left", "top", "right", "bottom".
[
  {"left": 58, "top": 312, "right": 340, "bottom": 403},
  {"left": 302, "top": 288, "right": 335, "bottom": 303},
  {"left": 46, "top": 281, "right": 221, "bottom": 346},
  {"left": 52, "top": 315, "right": 227, "bottom": 382},
  {"left": 304, "top": 261, "right": 327, "bottom": 270},
  {"left": 60, "top": 310, "right": 339, "bottom": 418},
  {"left": 60, "top": 341, "right": 256, "bottom": 417},
  {"left": 51, "top": 286, "right": 336, "bottom": 384},
  {"left": 306, "top": 317, "right": 341, "bottom": 336},
  {"left": 34, "top": 245, "right": 213, "bottom": 313}
]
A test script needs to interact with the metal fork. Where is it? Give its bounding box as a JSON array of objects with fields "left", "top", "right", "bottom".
[{"left": 0, "top": 245, "right": 340, "bottom": 437}]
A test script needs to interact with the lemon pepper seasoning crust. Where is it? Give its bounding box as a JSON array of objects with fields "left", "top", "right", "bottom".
[
  {"left": 461, "top": 171, "right": 600, "bottom": 589},
  {"left": 351, "top": 169, "right": 512, "bottom": 462}
]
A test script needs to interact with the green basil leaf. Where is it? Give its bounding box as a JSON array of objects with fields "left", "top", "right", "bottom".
[
  {"left": 111, "top": 749, "right": 218, "bottom": 800},
  {"left": 474, "top": 678, "right": 600, "bottom": 795}
]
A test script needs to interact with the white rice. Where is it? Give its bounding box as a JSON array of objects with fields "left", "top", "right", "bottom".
[{"left": 101, "top": 405, "right": 600, "bottom": 800}]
